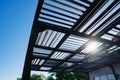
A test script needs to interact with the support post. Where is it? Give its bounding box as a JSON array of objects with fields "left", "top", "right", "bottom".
[
  {"left": 22, "top": 0, "right": 44, "bottom": 80},
  {"left": 86, "top": 72, "right": 90, "bottom": 80},
  {"left": 22, "top": 30, "right": 38, "bottom": 80},
  {"left": 110, "top": 65, "right": 118, "bottom": 80}
]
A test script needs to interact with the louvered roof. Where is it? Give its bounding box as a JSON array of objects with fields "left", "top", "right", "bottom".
[{"left": 24, "top": 0, "right": 120, "bottom": 73}]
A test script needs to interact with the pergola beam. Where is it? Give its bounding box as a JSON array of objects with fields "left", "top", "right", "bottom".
[
  {"left": 22, "top": 0, "right": 120, "bottom": 73},
  {"left": 37, "top": 21, "right": 120, "bottom": 46},
  {"left": 34, "top": 45, "right": 85, "bottom": 54}
]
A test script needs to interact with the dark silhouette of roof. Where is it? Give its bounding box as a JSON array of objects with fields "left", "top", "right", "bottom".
[{"left": 23, "top": 0, "right": 120, "bottom": 73}]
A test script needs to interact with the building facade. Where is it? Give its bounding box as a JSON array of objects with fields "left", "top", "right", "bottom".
[{"left": 88, "top": 63, "right": 120, "bottom": 80}]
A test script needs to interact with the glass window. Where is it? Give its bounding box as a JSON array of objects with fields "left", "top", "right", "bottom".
[
  {"left": 95, "top": 76, "right": 100, "bottom": 80},
  {"left": 101, "top": 75, "right": 107, "bottom": 80},
  {"left": 107, "top": 74, "right": 115, "bottom": 80}
]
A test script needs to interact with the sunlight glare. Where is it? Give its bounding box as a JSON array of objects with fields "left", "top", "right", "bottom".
[
  {"left": 81, "top": 41, "right": 102, "bottom": 54},
  {"left": 86, "top": 41, "right": 98, "bottom": 52}
]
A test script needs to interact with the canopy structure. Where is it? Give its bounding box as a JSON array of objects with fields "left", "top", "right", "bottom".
[{"left": 22, "top": 0, "right": 120, "bottom": 80}]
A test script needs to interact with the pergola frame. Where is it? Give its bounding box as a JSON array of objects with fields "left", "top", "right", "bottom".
[{"left": 22, "top": 0, "right": 120, "bottom": 80}]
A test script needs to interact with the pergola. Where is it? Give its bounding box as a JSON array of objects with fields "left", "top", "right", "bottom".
[{"left": 22, "top": 0, "right": 120, "bottom": 80}]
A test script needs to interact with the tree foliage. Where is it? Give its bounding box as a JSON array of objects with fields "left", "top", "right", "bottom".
[
  {"left": 47, "top": 72, "right": 88, "bottom": 80},
  {"left": 18, "top": 72, "right": 88, "bottom": 80},
  {"left": 74, "top": 72, "right": 88, "bottom": 80},
  {"left": 30, "top": 74, "right": 46, "bottom": 80},
  {"left": 17, "top": 74, "right": 46, "bottom": 80},
  {"left": 17, "top": 78, "right": 22, "bottom": 80},
  {"left": 47, "top": 63, "right": 88, "bottom": 80},
  {"left": 47, "top": 73, "right": 55, "bottom": 80},
  {"left": 18, "top": 63, "right": 88, "bottom": 80}
]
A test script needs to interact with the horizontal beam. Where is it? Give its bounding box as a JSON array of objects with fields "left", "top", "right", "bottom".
[
  {"left": 31, "top": 68, "right": 85, "bottom": 72},
  {"left": 34, "top": 45, "right": 85, "bottom": 55},
  {"left": 37, "top": 21, "right": 120, "bottom": 46},
  {"left": 37, "top": 21, "right": 71, "bottom": 33},
  {"left": 63, "top": 49, "right": 120, "bottom": 71},
  {"left": 32, "top": 55, "right": 80, "bottom": 63},
  {"left": 74, "top": 32, "right": 120, "bottom": 46},
  {"left": 31, "top": 65, "right": 86, "bottom": 72},
  {"left": 32, "top": 58, "right": 119, "bottom": 72}
]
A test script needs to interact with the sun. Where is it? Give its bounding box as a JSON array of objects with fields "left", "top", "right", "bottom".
[
  {"left": 81, "top": 41, "right": 102, "bottom": 54},
  {"left": 86, "top": 42, "right": 98, "bottom": 52}
]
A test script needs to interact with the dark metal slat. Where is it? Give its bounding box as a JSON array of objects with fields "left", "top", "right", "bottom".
[
  {"left": 40, "top": 12, "right": 75, "bottom": 23},
  {"left": 44, "top": 2, "right": 80, "bottom": 16},
  {"left": 42, "top": 8, "right": 78, "bottom": 19}
]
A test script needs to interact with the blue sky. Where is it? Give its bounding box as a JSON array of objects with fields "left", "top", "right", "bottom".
[{"left": 0, "top": 0, "right": 48, "bottom": 80}]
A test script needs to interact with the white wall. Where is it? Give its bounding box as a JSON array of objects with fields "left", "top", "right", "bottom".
[{"left": 89, "top": 66, "right": 115, "bottom": 80}]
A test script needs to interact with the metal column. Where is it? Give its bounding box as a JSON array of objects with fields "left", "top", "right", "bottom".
[
  {"left": 110, "top": 65, "right": 118, "bottom": 80},
  {"left": 22, "top": 0, "right": 44, "bottom": 80}
]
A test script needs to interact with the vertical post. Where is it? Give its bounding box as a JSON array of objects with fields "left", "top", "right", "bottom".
[
  {"left": 22, "top": 0, "right": 44, "bottom": 80},
  {"left": 86, "top": 72, "right": 90, "bottom": 80},
  {"left": 110, "top": 65, "right": 118, "bottom": 80},
  {"left": 22, "top": 30, "right": 38, "bottom": 80}
]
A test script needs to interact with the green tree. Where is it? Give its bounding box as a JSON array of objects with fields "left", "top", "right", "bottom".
[
  {"left": 17, "top": 74, "right": 46, "bottom": 80},
  {"left": 30, "top": 74, "right": 46, "bottom": 80},
  {"left": 17, "top": 78, "right": 22, "bottom": 80},
  {"left": 47, "top": 72, "right": 88, "bottom": 80},
  {"left": 55, "top": 72, "right": 75, "bottom": 80},
  {"left": 74, "top": 72, "right": 88, "bottom": 80},
  {"left": 47, "top": 72, "right": 55, "bottom": 80},
  {"left": 47, "top": 63, "right": 88, "bottom": 80}
]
